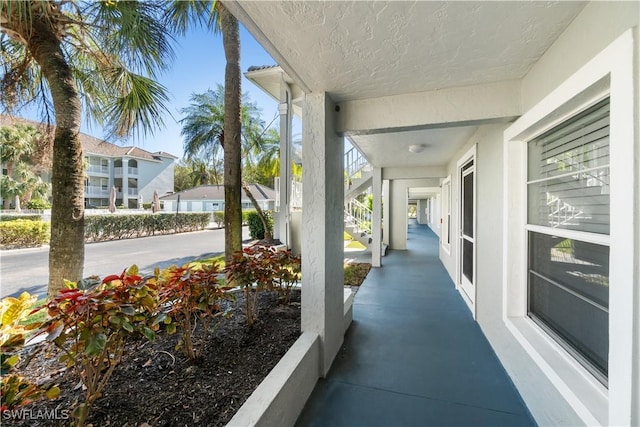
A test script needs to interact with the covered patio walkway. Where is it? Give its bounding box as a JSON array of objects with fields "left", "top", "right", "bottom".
[{"left": 296, "top": 221, "right": 536, "bottom": 426}]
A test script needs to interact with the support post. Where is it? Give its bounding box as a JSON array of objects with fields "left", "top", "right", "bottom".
[
  {"left": 301, "top": 92, "right": 344, "bottom": 376},
  {"left": 382, "top": 179, "right": 390, "bottom": 246},
  {"left": 372, "top": 167, "right": 382, "bottom": 267},
  {"left": 276, "top": 77, "right": 293, "bottom": 246}
]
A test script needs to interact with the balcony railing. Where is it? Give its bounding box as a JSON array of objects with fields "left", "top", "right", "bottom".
[
  {"left": 274, "top": 177, "right": 303, "bottom": 210},
  {"left": 114, "top": 167, "right": 138, "bottom": 176},
  {"left": 85, "top": 186, "right": 109, "bottom": 197},
  {"left": 87, "top": 165, "right": 109, "bottom": 174},
  {"left": 128, "top": 188, "right": 138, "bottom": 196}
]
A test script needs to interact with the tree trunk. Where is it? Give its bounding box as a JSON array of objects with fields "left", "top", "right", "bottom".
[
  {"left": 3, "top": 162, "right": 14, "bottom": 210},
  {"left": 242, "top": 182, "right": 273, "bottom": 241},
  {"left": 27, "top": 20, "right": 85, "bottom": 297},
  {"left": 220, "top": 2, "right": 242, "bottom": 267}
]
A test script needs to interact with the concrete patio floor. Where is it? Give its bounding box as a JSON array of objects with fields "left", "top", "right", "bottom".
[{"left": 296, "top": 220, "right": 536, "bottom": 427}]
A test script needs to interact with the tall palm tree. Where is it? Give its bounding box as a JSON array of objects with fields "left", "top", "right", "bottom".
[
  {"left": 165, "top": 0, "right": 244, "bottom": 265},
  {"left": 1, "top": 1, "right": 173, "bottom": 296},
  {"left": 180, "top": 85, "right": 265, "bottom": 172},
  {"left": 218, "top": 1, "right": 242, "bottom": 265}
]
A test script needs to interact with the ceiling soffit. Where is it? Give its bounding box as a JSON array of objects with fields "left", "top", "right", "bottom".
[{"left": 232, "top": 1, "right": 585, "bottom": 102}]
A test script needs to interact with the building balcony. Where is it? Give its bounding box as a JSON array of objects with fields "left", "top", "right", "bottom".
[
  {"left": 87, "top": 165, "right": 109, "bottom": 175},
  {"left": 85, "top": 186, "right": 109, "bottom": 197},
  {"left": 114, "top": 167, "right": 138, "bottom": 176}
]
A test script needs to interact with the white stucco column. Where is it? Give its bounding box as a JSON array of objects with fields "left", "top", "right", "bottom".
[
  {"left": 390, "top": 180, "right": 409, "bottom": 249},
  {"left": 276, "top": 78, "right": 293, "bottom": 245},
  {"left": 301, "top": 92, "right": 344, "bottom": 376},
  {"left": 372, "top": 167, "right": 382, "bottom": 267},
  {"left": 382, "top": 179, "right": 390, "bottom": 246},
  {"left": 121, "top": 158, "right": 129, "bottom": 208}
]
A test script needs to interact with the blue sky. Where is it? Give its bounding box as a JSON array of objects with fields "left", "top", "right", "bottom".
[{"left": 18, "top": 24, "right": 282, "bottom": 160}]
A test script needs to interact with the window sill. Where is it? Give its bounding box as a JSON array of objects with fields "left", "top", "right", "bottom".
[{"left": 505, "top": 317, "right": 608, "bottom": 426}]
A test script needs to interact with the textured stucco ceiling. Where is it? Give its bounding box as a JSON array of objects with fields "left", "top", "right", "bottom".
[
  {"left": 236, "top": 1, "right": 585, "bottom": 102},
  {"left": 236, "top": 1, "right": 585, "bottom": 170},
  {"left": 352, "top": 125, "right": 478, "bottom": 168}
]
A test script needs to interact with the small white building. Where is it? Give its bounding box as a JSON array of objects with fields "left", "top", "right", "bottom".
[{"left": 160, "top": 184, "right": 275, "bottom": 213}]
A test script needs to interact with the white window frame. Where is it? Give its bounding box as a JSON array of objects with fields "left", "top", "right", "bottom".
[
  {"left": 441, "top": 176, "right": 452, "bottom": 254},
  {"left": 503, "top": 30, "right": 636, "bottom": 426}
]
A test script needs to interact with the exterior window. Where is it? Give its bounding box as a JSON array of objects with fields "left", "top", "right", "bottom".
[{"left": 526, "top": 98, "right": 610, "bottom": 382}]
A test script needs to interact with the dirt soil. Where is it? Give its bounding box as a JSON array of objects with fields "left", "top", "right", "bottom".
[{"left": 6, "top": 292, "right": 301, "bottom": 427}]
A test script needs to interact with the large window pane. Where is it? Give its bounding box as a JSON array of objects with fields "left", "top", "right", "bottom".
[
  {"left": 528, "top": 231, "right": 609, "bottom": 377},
  {"left": 527, "top": 168, "right": 610, "bottom": 234},
  {"left": 528, "top": 99, "right": 610, "bottom": 181}
]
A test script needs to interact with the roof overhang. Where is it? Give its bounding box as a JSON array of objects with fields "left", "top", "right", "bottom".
[{"left": 245, "top": 66, "right": 305, "bottom": 118}]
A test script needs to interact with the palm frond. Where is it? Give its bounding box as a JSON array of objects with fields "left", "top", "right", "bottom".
[
  {"left": 102, "top": 68, "right": 172, "bottom": 139},
  {"left": 82, "top": 1, "right": 175, "bottom": 77}
]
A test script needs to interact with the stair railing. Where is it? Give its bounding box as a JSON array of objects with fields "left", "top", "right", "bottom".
[
  {"left": 345, "top": 198, "right": 372, "bottom": 235},
  {"left": 345, "top": 147, "right": 368, "bottom": 186}
]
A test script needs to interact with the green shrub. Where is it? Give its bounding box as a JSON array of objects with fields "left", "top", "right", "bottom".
[
  {"left": 26, "top": 198, "right": 51, "bottom": 210},
  {"left": 0, "top": 214, "right": 42, "bottom": 222},
  {"left": 246, "top": 210, "right": 273, "bottom": 240},
  {"left": 241, "top": 210, "right": 254, "bottom": 225},
  {"left": 0, "top": 220, "right": 49, "bottom": 249},
  {"left": 213, "top": 211, "right": 224, "bottom": 228},
  {"left": 84, "top": 213, "right": 210, "bottom": 242}
]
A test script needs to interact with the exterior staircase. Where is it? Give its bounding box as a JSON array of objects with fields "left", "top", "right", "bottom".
[{"left": 343, "top": 147, "right": 386, "bottom": 255}]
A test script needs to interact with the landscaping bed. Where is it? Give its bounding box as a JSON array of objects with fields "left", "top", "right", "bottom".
[
  {"left": 5, "top": 292, "right": 301, "bottom": 427},
  {"left": 3, "top": 258, "right": 373, "bottom": 426}
]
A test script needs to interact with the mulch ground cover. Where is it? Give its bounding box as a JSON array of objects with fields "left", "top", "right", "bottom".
[{"left": 5, "top": 292, "right": 300, "bottom": 427}]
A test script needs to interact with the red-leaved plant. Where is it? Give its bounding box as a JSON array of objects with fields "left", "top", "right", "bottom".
[
  {"left": 225, "top": 246, "right": 301, "bottom": 326},
  {"left": 157, "top": 262, "right": 234, "bottom": 360},
  {"left": 38, "top": 266, "right": 162, "bottom": 426}
]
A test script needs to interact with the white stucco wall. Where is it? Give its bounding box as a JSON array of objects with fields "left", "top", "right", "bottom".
[
  {"left": 416, "top": 199, "right": 427, "bottom": 224},
  {"left": 521, "top": 2, "right": 639, "bottom": 112},
  {"left": 137, "top": 157, "right": 175, "bottom": 202},
  {"left": 388, "top": 178, "right": 440, "bottom": 250}
]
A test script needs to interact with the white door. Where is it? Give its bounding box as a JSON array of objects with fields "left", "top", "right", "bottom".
[{"left": 459, "top": 157, "right": 475, "bottom": 307}]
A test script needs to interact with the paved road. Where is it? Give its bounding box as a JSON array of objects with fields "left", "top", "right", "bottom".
[{"left": 0, "top": 226, "right": 249, "bottom": 298}]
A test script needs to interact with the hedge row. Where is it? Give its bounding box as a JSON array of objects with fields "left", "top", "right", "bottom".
[
  {"left": 85, "top": 213, "right": 210, "bottom": 242},
  {"left": 0, "top": 220, "right": 49, "bottom": 249},
  {"left": 210, "top": 210, "right": 259, "bottom": 229},
  {"left": 0, "top": 214, "right": 42, "bottom": 222}
]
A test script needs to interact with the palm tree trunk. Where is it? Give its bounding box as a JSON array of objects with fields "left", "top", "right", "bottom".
[
  {"left": 220, "top": 2, "right": 242, "bottom": 265},
  {"left": 27, "top": 23, "right": 85, "bottom": 297},
  {"left": 242, "top": 182, "right": 273, "bottom": 241}
]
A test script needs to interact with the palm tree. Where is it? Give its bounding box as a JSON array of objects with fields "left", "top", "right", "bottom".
[
  {"left": 1, "top": 1, "right": 173, "bottom": 296},
  {"left": 180, "top": 85, "right": 265, "bottom": 172},
  {"left": 0, "top": 124, "right": 35, "bottom": 209},
  {"left": 164, "top": 0, "right": 244, "bottom": 265},
  {"left": 180, "top": 83, "right": 274, "bottom": 260}
]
